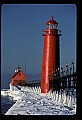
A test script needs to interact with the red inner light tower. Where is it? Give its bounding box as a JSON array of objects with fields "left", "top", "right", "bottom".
[{"left": 41, "top": 16, "right": 62, "bottom": 93}]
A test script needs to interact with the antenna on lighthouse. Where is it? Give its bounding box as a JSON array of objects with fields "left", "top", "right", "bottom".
[
  {"left": 51, "top": 16, "right": 54, "bottom": 20},
  {"left": 25, "top": 61, "right": 26, "bottom": 74}
]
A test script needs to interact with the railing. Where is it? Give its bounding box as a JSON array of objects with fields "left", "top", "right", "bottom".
[
  {"left": 42, "top": 29, "right": 62, "bottom": 36},
  {"left": 26, "top": 79, "right": 41, "bottom": 87},
  {"left": 49, "top": 61, "right": 77, "bottom": 94},
  {"left": 49, "top": 72, "right": 77, "bottom": 91}
]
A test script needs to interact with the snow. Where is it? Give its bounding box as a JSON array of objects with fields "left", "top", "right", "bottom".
[{"left": 5, "top": 85, "right": 76, "bottom": 115}]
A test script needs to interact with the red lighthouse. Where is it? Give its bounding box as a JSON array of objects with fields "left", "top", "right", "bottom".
[{"left": 41, "top": 16, "right": 62, "bottom": 93}]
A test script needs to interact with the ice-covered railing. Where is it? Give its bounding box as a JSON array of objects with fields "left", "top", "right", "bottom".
[
  {"left": 47, "top": 90, "right": 76, "bottom": 109},
  {"left": 21, "top": 86, "right": 76, "bottom": 110},
  {"left": 21, "top": 86, "right": 41, "bottom": 93}
]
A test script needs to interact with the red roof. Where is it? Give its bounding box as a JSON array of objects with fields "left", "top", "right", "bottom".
[
  {"left": 46, "top": 16, "right": 58, "bottom": 25},
  {"left": 12, "top": 70, "right": 27, "bottom": 78}
]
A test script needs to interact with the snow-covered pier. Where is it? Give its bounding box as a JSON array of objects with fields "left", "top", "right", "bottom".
[{"left": 4, "top": 85, "right": 76, "bottom": 115}]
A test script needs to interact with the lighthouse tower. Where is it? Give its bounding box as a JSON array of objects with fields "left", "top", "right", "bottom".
[{"left": 41, "top": 16, "right": 62, "bottom": 93}]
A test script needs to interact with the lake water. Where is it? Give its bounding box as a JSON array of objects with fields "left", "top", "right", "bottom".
[{"left": 1, "top": 95, "right": 16, "bottom": 115}]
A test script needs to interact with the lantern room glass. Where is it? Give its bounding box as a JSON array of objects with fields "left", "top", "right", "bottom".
[{"left": 46, "top": 24, "right": 57, "bottom": 29}]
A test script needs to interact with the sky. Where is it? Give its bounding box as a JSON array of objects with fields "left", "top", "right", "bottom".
[{"left": 1, "top": 4, "right": 76, "bottom": 76}]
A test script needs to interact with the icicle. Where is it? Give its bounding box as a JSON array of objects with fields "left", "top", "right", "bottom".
[
  {"left": 56, "top": 91, "right": 58, "bottom": 101},
  {"left": 66, "top": 95, "right": 70, "bottom": 105},
  {"left": 30, "top": 87, "right": 32, "bottom": 92},
  {"left": 62, "top": 91, "right": 66, "bottom": 102},
  {"left": 50, "top": 92, "right": 53, "bottom": 98},
  {"left": 32, "top": 87, "right": 34, "bottom": 92},
  {"left": 58, "top": 94, "right": 61, "bottom": 102},
  {"left": 32, "top": 87, "right": 34, "bottom": 93},
  {"left": 68, "top": 96, "right": 73, "bottom": 108},
  {"left": 47, "top": 91, "right": 50, "bottom": 98},
  {"left": 72, "top": 97, "right": 75, "bottom": 104},
  {"left": 34, "top": 87, "right": 36, "bottom": 93},
  {"left": 54, "top": 91, "right": 56, "bottom": 101},
  {"left": 37, "top": 87, "right": 38, "bottom": 93},
  {"left": 37, "top": 86, "right": 39, "bottom": 93},
  {"left": 39, "top": 87, "right": 41, "bottom": 93},
  {"left": 52, "top": 91, "right": 55, "bottom": 99},
  {"left": 63, "top": 94, "right": 67, "bottom": 104}
]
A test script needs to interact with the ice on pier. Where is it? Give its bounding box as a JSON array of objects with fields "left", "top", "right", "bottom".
[{"left": 5, "top": 86, "right": 76, "bottom": 115}]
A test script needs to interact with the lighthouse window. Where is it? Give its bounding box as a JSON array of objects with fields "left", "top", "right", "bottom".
[
  {"left": 51, "top": 24, "right": 55, "bottom": 29},
  {"left": 46, "top": 25, "right": 49, "bottom": 28},
  {"left": 54, "top": 24, "right": 57, "bottom": 29},
  {"left": 48, "top": 24, "right": 51, "bottom": 29},
  {"left": 52, "top": 25, "right": 53, "bottom": 29},
  {"left": 52, "top": 25, "right": 54, "bottom": 29}
]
